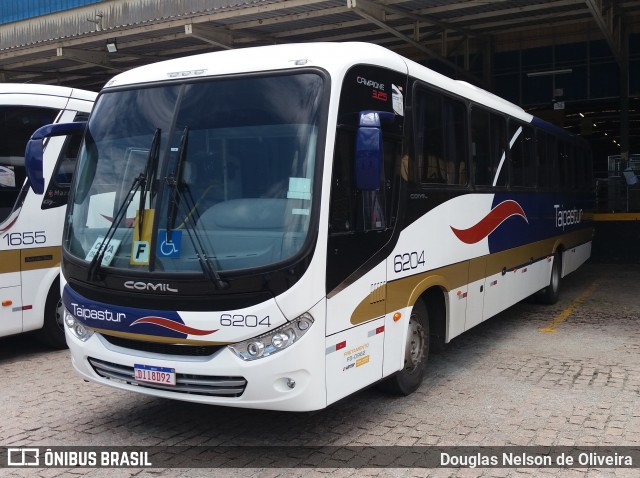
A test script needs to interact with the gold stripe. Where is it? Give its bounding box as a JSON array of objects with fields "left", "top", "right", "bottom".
[
  {"left": 585, "top": 212, "right": 640, "bottom": 222},
  {"left": 468, "top": 255, "right": 486, "bottom": 284},
  {"left": 95, "top": 328, "right": 231, "bottom": 346},
  {"left": 351, "top": 229, "right": 593, "bottom": 325},
  {"left": 0, "top": 247, "right": 62, "bottom": 274},
  {"left": 21, "top": 246, "right": 61, "bottom": 271},
  {"left": 0, "top": 250, "right": 20, "bottom": 274},
  {"left": 385, "top": 261, "right": 469, "bottom": 317}
]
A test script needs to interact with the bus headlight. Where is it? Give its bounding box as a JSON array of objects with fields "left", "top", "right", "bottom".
[
  {"left": 64, "top": 311, "right": 94, "bottom": 342},
  {"left": 228, "top": 313, "right": 314, "bottom": 361}
]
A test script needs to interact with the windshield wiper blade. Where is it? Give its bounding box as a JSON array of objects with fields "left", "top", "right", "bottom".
[
  {"left": 183, "top": 202, "right": 228, "bottom": 290},
  {"left": 162, "top": 127, "right": 226, "bottom": 289},
  {"left": 138, "top": 128, "right": 161, "bottom": 235},
  {"left": 165, "top": 126, "right": 188, "bottom": 242},
  {"left": 169, "top": 179, "right": 228, "bottom": 290},
  {"left": 87, "top": 128, "right": 161, "bottom": 281},
  {"left": 87, "top": 174, "right": 142, "bottom": 281}
]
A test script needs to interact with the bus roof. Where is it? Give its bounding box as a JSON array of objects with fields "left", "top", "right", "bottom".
[
  {"left": 0, "top": 83, "right": 96, "bottom": 101},
  {"left": 102, "top": 41, "right": 565, "bottom": 131},
  {"left": 103, "top": 42, "right": 407, "bottom": 90}
]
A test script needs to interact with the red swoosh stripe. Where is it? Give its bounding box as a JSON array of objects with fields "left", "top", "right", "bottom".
[
  {"left": 450, "top": 200, "right": 528, "bottom": 244},
  {"left": 100, "top": 214, "right": 136, "bottom": 228},
  {"left": 130, "top": 316, "right": 218, "bottom": 336},
  {"left": 0, "top": 215, "right": 19, "bottom": 233}
]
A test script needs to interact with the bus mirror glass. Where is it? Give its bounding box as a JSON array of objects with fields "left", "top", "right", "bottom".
[
  {"left": 354, "top": 111, "right": 394, "bottom": 191},
  {"left": 355, "top": 127, "right": 382, "bottom": 191},
  {"left": 25, "top": 122, "right": 86, "bottom": 195}
]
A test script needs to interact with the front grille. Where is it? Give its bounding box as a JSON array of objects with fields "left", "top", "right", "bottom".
[
  {"left": 101, "top": 334, "right": 224, "bottom": 357},
  {"left": 88, "top": 357, "right": 247, "bottom": 397}
]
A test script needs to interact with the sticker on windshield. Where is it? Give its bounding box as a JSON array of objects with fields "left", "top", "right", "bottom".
[
  {"left": 85, "top": 237, "right": 121, "bottom": 266},
  {"left": 392, "top": 84, "right": 404, "bottom": 116},
  {"left": 130, "top": 209, "right": 155, "bottom": 265},
  {"left": 287, "top": 177, "right": 311, "bottom": 200},
  {"left": 132, "top": 241, "right": 150, "bottom": 264},
  {"left": 157, "top": 229, "right": 182, "bottom": 258}
]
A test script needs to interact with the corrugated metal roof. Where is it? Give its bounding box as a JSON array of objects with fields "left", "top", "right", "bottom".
[
  {"left": 0, "top": 0, "right": 637, "bottom": 151},
  {"left": 0, "top": 0, "right": 103, "bottom": 25},
  {"left": 0, "top": 0, "right": 637, "bottom": 91}
]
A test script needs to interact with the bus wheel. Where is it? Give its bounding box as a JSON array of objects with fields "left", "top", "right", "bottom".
[
  {"left": 540, "top": 253, "right": 561, "bottom": 305},
  {"left": 35, "top": 280, "right": 67, "bottom": 350},
  {"left": 379, "top": 298, "right": 429, "bottom": 396}
]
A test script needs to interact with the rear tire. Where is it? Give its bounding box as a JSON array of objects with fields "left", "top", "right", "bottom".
[
  {"left": 539, "top": 253, "right": 561, "bottom": 305},
  {"left": 35, "top": 280, "right": 67, "bottom": 349},
  {"left": 379, "top": 298, "right": 429, "bottom": 396}
]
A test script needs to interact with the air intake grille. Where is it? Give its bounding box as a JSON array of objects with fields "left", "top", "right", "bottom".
[
  {"left": 102, "top": 334, "right": 224, "bottom": 357},
  {"left": 88, "top": 357, "right": 246, "bottom": 397}
]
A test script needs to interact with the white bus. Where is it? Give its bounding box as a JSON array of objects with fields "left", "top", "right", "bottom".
[
  {"left": 0, "top": 84, "right": 95, "bottom": 348},
  {"left": 26, "top": 43, "right": 593, "bottom": 409}
]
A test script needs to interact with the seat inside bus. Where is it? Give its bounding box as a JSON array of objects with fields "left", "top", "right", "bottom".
[{"left": 198, "top": 198, "right": 308, "bottom": 268}]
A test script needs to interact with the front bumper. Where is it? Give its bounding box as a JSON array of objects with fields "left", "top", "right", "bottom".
[{"left": 65, "top": 310, "right": 327, "bottom": 412}]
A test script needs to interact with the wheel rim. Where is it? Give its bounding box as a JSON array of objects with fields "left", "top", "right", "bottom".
[
  {"left": 404, "top": 315, "right": 426, "bottom": 374},
  {"left": 55, "top": 298, "right": 65, "bottom": 332}
]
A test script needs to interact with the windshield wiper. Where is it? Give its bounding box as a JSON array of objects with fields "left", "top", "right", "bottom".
[
  {"left": 138, "top": 128, "right": 161, "bottom": 235},
  {"left": 87, "top": 128, "right": 161, "bottom": 281},
  {"left": 87, "top": 174, "right": 142, "bottom": 281},
  {"left": 165, "top": 126, "right": 188, "bottom": 243},
  {"left": 163, "top": 139, "right": 228, "bottom": 290},
  {"left": 180, "top": 195, "right": 228, "bottom": 290}
]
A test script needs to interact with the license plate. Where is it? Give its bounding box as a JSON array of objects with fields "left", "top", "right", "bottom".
[{"left": 134, "top": 364, "right": 176, "bottom": 386}]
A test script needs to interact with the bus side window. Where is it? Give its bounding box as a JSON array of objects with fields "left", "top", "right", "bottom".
[
  {"left": 471, "top": 106, "right": 507, "bottom": 188},
  {"left": 559, "top": 142, "right": 576, "bottom": 190},
  {"left": 510, "top": 122, "right": 536, "bottom": 188},
  {"left": 0, "top": 105, "right": 58, "bottom": 222},
  {"left": 471, "top": 108, "right": 491, "bottom": 186},
  {"left": 414, "top": 86, "right": 467, "bottom": 186}
]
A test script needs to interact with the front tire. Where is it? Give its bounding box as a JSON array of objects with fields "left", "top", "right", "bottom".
[
  {"left": 35, "top": 280, "right": 67, "bottom": 349},
  {"left": 379, "top": 298, "right": 429, "bottom": 396}
]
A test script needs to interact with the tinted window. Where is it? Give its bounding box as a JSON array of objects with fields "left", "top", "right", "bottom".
[
  {"left": 537, "top": 132, "right": 556, "bottom": 189},
  {"left": 510, "top": 122, "right": 536, "bottom": 188},
  {"left": 415, "top": 87, "right": 468, "bottom": 185},
  {"left": 472, "top": 107, "right": 507, "bottom": 187}
]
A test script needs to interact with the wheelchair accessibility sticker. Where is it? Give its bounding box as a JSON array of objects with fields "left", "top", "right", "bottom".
[{"left": 157, "top": 230, "right": 182, "bottom": 258}]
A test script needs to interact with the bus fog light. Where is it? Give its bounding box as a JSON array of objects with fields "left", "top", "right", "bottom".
[
  {"left": 65, "top": 313, "right": 94, "bottom": 342},
  {"left": 229, "top": 312, "right": 314, "bottom": 361},
  {"left": 74, "top": 323, "right": 88, "bottom": 338},
  {"left": 64, "top": 312, "right": 76, "bottom": 328}
]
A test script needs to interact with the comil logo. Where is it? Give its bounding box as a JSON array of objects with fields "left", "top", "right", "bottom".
[
  {"left": 7, "top": 448, "right": 39, "bottom": 466},
  {"left": 124, "top": 281, "right": 178, "bottom": 293}
]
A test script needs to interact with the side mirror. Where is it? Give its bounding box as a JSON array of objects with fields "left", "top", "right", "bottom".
[
  {"left": 25, "top": 122, "right": 86, "bottom": 194},
  {"left": 354, "top": 111, "right": 394, "bottom": 191}
]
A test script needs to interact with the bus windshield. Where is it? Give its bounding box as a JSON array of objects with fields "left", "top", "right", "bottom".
[{"left": 65, "top": 72, "right": 325, "bottom": 275}]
